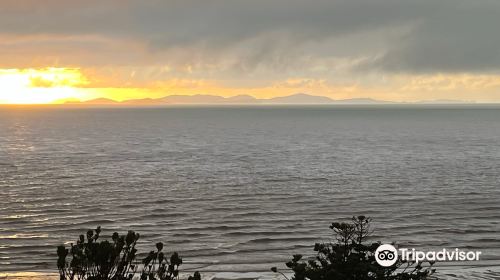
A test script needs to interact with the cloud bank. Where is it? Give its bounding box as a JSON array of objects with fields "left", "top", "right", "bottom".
[
  {"left": 1, "top": 0, "right": 499, "bottom": 74},
  {"left": 1, "top": 0, "right": 500, "bottom": 102}
]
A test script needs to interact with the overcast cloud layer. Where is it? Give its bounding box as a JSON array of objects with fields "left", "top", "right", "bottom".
[{"left": 1, "top": 0, "right": 500, "bottom": 76}]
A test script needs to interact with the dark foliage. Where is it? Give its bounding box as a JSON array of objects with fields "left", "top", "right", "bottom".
[
  {"left": 272, "top": 216, "right": 435, "bottom": 280},
  {"left": 57, "top": 227, "right": 199, "bottom": 280}
]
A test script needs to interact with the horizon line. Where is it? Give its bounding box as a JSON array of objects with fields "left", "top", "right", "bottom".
[{"left": 0, "top": 93, "right": 482, "bottom": 105}]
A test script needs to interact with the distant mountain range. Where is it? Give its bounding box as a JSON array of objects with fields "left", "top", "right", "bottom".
[
  {"left": 62, "top": 93, "right": 476, "bottom": 106},
  {"left": 63, "top": 93, "right": 398, "bottom": 105}
]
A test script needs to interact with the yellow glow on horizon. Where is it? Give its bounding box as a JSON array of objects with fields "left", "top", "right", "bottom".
[
  {"left": 0, "top": 68, "right": 88, "bottom": 104},
  {"left": 1, "top": 67, "right": 499, "bottom": 104}
]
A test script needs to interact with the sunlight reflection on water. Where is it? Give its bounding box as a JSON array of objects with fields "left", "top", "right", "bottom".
[{"left": 1, "top": 106, "right": 500, "bottom": 279}]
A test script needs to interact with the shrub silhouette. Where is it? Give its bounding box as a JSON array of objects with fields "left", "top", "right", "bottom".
[
  {"left": 57, "top": 227, "right": 199, "bottom": 280},
  {"left": 272, "top": 216, "right": 435, "bottom": 280}
]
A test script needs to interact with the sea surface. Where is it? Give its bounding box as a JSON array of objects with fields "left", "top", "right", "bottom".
[{"left": 1, "top": 105, "right": 500, "bottom": 279}]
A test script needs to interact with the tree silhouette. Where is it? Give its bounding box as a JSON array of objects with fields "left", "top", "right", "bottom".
[
  {"left": 57, "top": 227, "right": 199, "bottom": 280},
  {"left": 272, "top": 216, "right": 435, "bottom": 280}
]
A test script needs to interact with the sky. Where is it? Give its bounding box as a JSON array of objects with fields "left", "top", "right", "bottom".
[{"left": 1, "top": 0, "right": 500, "bottom": 104}]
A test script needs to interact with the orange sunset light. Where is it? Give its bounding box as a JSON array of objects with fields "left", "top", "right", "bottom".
[{"left": 0, "top": 68, "right": 89, "bottom": 104}]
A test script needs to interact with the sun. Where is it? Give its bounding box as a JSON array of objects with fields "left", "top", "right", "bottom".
[{"left": 0, "top": 68, "right": 88, "bottom": 104}]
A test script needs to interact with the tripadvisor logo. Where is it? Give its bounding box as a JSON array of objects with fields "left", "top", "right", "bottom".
[
  {"left": 375, "top": 244, "right": 398, "bottom": 267},
  {"left": 375, "top": 244, "right": 482, "bottom": 267}
]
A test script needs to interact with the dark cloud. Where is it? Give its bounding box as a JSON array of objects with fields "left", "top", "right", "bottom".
[
  {"left": 0, "top": 0, "right": 499, "bottom": 73},
  {"left": 366, "top": 0, "right": 500, "bottom": 73}
]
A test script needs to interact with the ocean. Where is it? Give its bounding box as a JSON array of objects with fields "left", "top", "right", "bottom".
[{"left": 1, "top": 105, "right": 500, "bottom": 279}]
